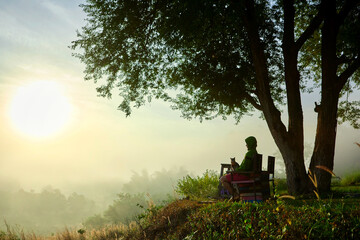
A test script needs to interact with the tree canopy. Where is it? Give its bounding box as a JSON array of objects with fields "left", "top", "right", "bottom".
[
  {"left": 73, "top": 0, "right": 284, "bottom": 119},
  {"left": 72, "top": 0, "right": 360, "bottom": 194}
]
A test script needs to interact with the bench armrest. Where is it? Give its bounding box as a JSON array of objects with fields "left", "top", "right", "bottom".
[{"left": 228, "top": 171, "right": 255, "bottom": 175}]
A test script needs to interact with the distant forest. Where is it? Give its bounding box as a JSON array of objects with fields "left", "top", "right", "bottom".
[
  {"left": 0, "top": 187, "right": 96, "bottom": 234},
  {"left": 0, "top": 168, "right": 188, "bottom": 235}
]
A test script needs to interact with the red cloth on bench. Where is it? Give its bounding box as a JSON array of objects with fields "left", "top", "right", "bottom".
[{"left": 225, "top": 173, "right": 250, "bottom": 182}]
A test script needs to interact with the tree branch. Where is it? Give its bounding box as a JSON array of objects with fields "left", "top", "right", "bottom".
[
  {"left": 283, "top": 0, "right": 304, "bottom": 136},
  {"left": 336, "top": 55, "right": 353, "bottom": 65},
  {"left": 336, "top": 0, "right": 360, "bottom": 28},
  {"left": 244, "top": 92, "right": 262, "bottom": 111},
  {"left": 242, "top": 0, "right": 288, "bottom": 139},
  {"left": 334, "top": 0, "right": 360, "bottom": 90},
  {"left": 337, "top": 56, "right": 360, "bottom": 91},
  {"left": 283, "top": 0, "right": 295, "bottom": 47},
  {"left": 295, "top": 7, "right": 324, "bottom": 51}
]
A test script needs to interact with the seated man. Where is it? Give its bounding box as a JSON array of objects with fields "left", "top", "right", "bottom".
[{"left": 220, "top": 136, "right": 258, "bottom": 200}]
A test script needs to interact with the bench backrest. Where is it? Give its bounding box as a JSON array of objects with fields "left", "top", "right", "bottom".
[
  {"left": 220, "top": 163, "right": 231, "bottom": 176},
  {"left": 253, "top": 154, "right": 263, "bottom": 173},
  {"left": 267, "top": 156, "right": 275, "bottom": 175}
]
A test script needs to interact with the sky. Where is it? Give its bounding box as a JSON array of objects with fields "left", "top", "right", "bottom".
[{"left": 0, "top": 0, "right": 359, "bottom": 194}]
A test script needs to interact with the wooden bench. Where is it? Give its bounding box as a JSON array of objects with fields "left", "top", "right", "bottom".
[{"left": 219, "top": 154, "right": 275, "bottom": 201}]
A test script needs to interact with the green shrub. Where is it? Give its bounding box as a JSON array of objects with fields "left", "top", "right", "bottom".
[
  {"left": 84, "top": 193, "right": 148, "bottom": 229},
  {"left": 176, "top": 170, "right": 219, "bottom": 199},
  {"left": 104, "top": 193, "right": 148, "bottom": 225},
  {"left": 274, "top": 178, "right": 288, "bottom": 195},
  {"left": 340, "top": 170, "right": 360, "bottom": 186}
]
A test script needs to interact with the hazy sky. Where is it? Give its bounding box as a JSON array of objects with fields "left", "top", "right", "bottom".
[{"left": 0, "top": 0, "right": 359, "bottom": 193}]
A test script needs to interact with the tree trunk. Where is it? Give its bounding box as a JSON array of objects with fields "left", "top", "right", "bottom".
[
  {"left": 281, "top": 0, "right": 309, "bottom": 195},
  {"left": 243, "top": 0, "right": 310, "bottom": 195},
  {"left": 309, "top": 0, "right": 339, "bottom": 193},
  {"left": 277, "top": 135, "right": 309, "bottom": 195},
  {"left": 309, "top": 91, "right": 339, "bottom": 192}
]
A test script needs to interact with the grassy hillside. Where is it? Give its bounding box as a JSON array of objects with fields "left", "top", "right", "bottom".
[
  {"left": 1, "top": 197, "right": 360, "bottom": 240},
  {"left": 2, "top": 170, "right": 360, "bottom": 240}
]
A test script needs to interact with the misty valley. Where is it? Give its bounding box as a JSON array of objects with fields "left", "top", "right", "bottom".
[
  {"left": 1, "top": 167, "right": 360, "bottom": 239},
  {"left": 0, "top": 168, "right": 187, "bottom": 235}
]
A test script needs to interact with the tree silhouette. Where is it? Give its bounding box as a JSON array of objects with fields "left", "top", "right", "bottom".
[{"left": 72, "top": 0, "right": 360, "bottom": 194}]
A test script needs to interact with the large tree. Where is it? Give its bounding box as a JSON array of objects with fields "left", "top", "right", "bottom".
[{"left": 72, "top": 0, "right": 360, "bottom": 195}]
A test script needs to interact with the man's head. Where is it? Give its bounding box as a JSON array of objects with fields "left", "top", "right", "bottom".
[{"left": 245, "top": 136, "right": 257, "bottom": 150}]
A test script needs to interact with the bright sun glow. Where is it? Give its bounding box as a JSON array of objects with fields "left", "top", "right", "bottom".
[{"left": 9, "top": 81, "right": 72, "bottom": 138}]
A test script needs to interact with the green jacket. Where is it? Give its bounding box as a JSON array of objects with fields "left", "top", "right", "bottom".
[{"left": 236, "top": 136, "right": 258, "bottom": 171}]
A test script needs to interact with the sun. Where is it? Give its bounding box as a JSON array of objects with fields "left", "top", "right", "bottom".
[{"left": 9, "top": 81, "right": 72, "bottom": 138}]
